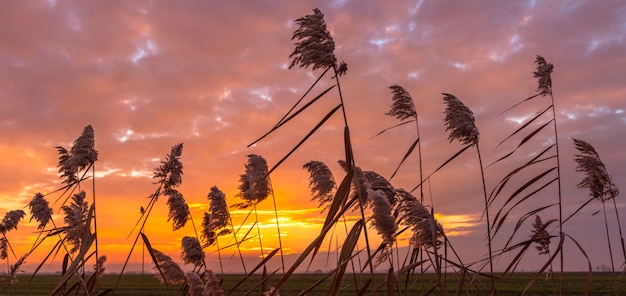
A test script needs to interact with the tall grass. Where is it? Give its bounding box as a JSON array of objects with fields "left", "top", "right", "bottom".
[{"left": 1, "top": 8, "right": 624, "bottom": 296}]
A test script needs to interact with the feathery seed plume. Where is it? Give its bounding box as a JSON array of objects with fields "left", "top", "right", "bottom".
[
  {"left": 167, "top": 191, "right": 189, "bottom": 231},
  {"left": 208, "top": 186, "right": 231, "bottom": 237},
  {"left": 0, "top": 210, "right": 26, "bottom": 233},
  {"left": 442, "top": 93, "right": 479, "bottom": 146},
  {"left": 396, "top": 189, "right": 444, "bottom": 248},
  {"left": 387, "top": 85, "right": 417, "bottom": 121},
  {"left": 534, "top": 55, "right": 553, "bottom": 95},
  {"left": 61, "top": 191, "right": 90, "bottom": 253},
  {"left": 364, "top": 171, "right": 396, "bottom": 207},
  {"left": 154, "top": 143, "right": 184, "bottom": 197},
  {"left": 530, "top": 215, "right": 551, "bottom": 255},
  {"left": 201, "top": 213, "right": 216, "bottom": 247},
  {"left": 185, "top": 272, "right": 206, "bottom": 296},
  {"left": 9, "top": 256, "right": 25, "bottom": 283},
  {"left": 235, "top": 154, "right": 271, "bottom": 209},
  {"left": 181, "top": 236, "right": 205, "bottom": 267},
  {"left": 289, "top": 8, "right": 339, "bottom": 72},
  {"left": 152, "top": 249, "right": 185, "bottom": 284},
  {"left": 303, "top": 161, "right": 336, "bottom": 210},
  {"left": 56, "top": 125, "right": 98, "bottom": 184},
  {"left": 94, "top": 255, "right": 107, "bottom": 276},
  {"left": 573, "top": 138, "right": 619, "bottom": 202},
  {"left": 28, "top": 193, "right": 53, "bottom": 230},
  {"left": 338, "top": 160, "right": 368, "bottom": 205},
  {"left": 368, "top": 189, "right": 397, "bottom": 245},
  {"left": 205, "top": 269, "right": 225, "bottom": 296}
]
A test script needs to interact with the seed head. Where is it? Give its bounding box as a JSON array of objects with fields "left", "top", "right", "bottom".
[
  {"left": 289, "top": 8, "right": 339, "bottom": 72},
  {"left": 442, "top": 93, "right": 479, "bottom": 145},
  {"left": 387, "top": 85, "right": 417, "bottom": 121},
  {"left": 56, "top": 125, "right": 98, "bottom": 184},
  {"left": 530, "top": 215, "right": 551, "bottom": 255},
  {"left": 533, "top": 55, "right": 553, "bottom": 95},
  {"left": 396, "top": 189, "right": 444, "bottom": 248},
  {"left": 303, "top": 161, "right": 336, "bottom": 210},
  {"left": 573, "top": 138, "right": 619, "bottom": 202},
  {"left": 181, "top": 236, "right": 205, "bottom": 267},
  {"left": 154, "top": 143, "right": 184, "bottom": 197},
  {"left": 236, "top": 154, "right": 271, "bottom": 209},
  {"left": 152, "top": 249, "right": 185, "bottom": 284},
  {"left": 61, "top": 191, "right": 90, "bottom": 253},
  {"left": 28, "top": 193, "right": 53, "bottom": 230},
  {"left": 368, "top": 189, "right": 397, "bottom": 246},
  {"left": 0, "top": 210, "right": 26, "bottom": 234},
  {"left": 167, "top": 191, "right": 189, "bottom": 231}
]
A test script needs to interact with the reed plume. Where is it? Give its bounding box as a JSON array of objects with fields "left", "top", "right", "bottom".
[
  {"left": 56, "top": 125, "right": 98, "bottom": 184},
  {"left": 573, "top": 138, "right": 619, "bottom": 201},
  {"left": 167, "top": 191, "right": 190, "bottom": 231},
  {"left": 235, "top": 154, "right": 271, "bottom": 209},
  {"left": 0, "top": 210, "right": 26, "bottom": 234},
  {"left": 396, "top": 189, "right": 443, "bottom": 248},
  {"left": 61, "top": 191, "right": 89, "bottom": 253},
  {"left": 185, "top": 272, "right": 206, "bottom": 296},
  {"left": 154, "top": 143, "right": 184, "bottom": 197},
  {"left": 387, "top": 85, "right": 417, "bottom": 121},
  {"left": 289, "top": 8, "right": 338, "bottom": 72},
  {"left": 303, "top": 160, "right": 336, "bottom": 210},
  {"left": 27, "top": 193, "right": 53, "bottom": 230},
  {"left": 534, "top": 55, "right": 553, "bottom": 96},
  {"left": 368, "top": 189, "right": 397, "bottom": 246},
  {"left": 181, "top": 236, "right": 205, "bottom": 267},
  {"left": 94, "top": 255, "right": 107, "bottom": 276},
  {"left": 208, "top": 186, "right": 231, "bottom": 237},
  {"left": 205, "top": 269, "right": 225, "bottom": 296},
  {"left": 364, "top": 170, "right": 396, "bottom": 208},
  {"left": 442, "top": 93, "right": 479, "bottom": 145},
  {"left": 152, "top": 249, "right": 185, "bottom": 284},
  {"left": 530, "top": 215, "right": 551, "bottom": 255}
]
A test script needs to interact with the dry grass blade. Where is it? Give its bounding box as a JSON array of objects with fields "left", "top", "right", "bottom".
[
  {"left": 327, "top": 219, "right": 364, "bottom": 296},
  {"left": 343, "top": 126, "right": 354, "bottom": 172},
  {"left": 492, "top": 177, "right": 558, "bottom": 238},
  {"left": 522, "top": 232, "right": 564, "bottom": 295},
  {"left": 492, "top": 167, "right": 556, "bottom": 225},
  {"left": 386, "top": 267, "right": 395, "bottom": 296},
  {"left": 139, "top": 232, "right": 169, "bottom": 289},
  {"left": 490, "top": 119, "right": 554, "bottom": 166},
  {"left": 502, "top": 203, "right": 558, "bottom": 249},
  {"left": 563, "top": 233, "right": 593, "bottom": 295},
  {"left": 248, "top": 85, "right": 336, "bottom": 147},
  {"left": 298, "top": 251, "right": 361, "bottom": 295},
  {"left": 274, "top": 195, "right": 358, "bottom": 293},
  {"left": 390, "top": 138, "right": 419, "bottom": 180},
  {"left": 50, "top": 230, "right": 96, "bottom": 295},
  {"left": 370, "top": 120, "right": 415, "bottom": 139},
  {"left": 355, "top": 278, "right": 372, "bottom": 296},
  {"left": 495, "top": 105, "right": 552, "bottom": 149},
  {"left": 267, "top": 104, "right": 341, "bottom": 175},
  {"left": 499, "top": 93, "right": 545, "bottom": 115},
  {"left": 242, "top": 268, "right": 280, "bottom": 296},
  {"left": 410, "top": 143, "right": 473, "bottom": 193},
  {"left": 488, "top": 144, "right": 555, "bottom": 205},
  {"left": 229, "top": 248, "right": 280, "bottom": 294}
]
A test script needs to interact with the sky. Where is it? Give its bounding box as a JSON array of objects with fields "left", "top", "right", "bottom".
[{"left": 0, "top": 0, "right": 625, "bottom": 275}]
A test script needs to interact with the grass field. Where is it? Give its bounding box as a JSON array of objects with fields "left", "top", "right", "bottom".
[{"left": 1, "top": 272, "right": 623, "bottom": 295}]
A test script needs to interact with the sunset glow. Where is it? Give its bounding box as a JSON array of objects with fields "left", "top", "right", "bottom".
[{"left": 0, "top": 1, "right": 625, "bottom": 276}]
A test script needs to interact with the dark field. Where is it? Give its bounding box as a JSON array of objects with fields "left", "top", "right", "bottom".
[{"left": 1, "top": 272, "right": 623, "bottom": 295}]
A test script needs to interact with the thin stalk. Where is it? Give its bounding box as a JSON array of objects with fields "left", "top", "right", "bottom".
[
  {"left": 91, "top": 163, "right": 99, "bottom": 293},
  {"left": 476, "top": 144, "right": 496, "bottom": 294},
  {"left": 332, "top": 64, "right": 376, "bottom": 291},
  {"left": 601, "top": 202, "right": 618, "bottom": 296},
  {"left": 253, "top": 204, "right": 265, "bottom": 258},
  {"left": 548, "top": 91, "right": 564, "bottom": 295},
  {"left": 215, "top": 238, "right": 224, "bottom": 275},
  {"left": 228, "top": 216, "right": 248, "bottom": 274},
  {"left": 268, "top": 180, "right": 285, "bottom": 274},
  {"left": 610, "top": 197, "right": 626, "bottom": 272}
]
